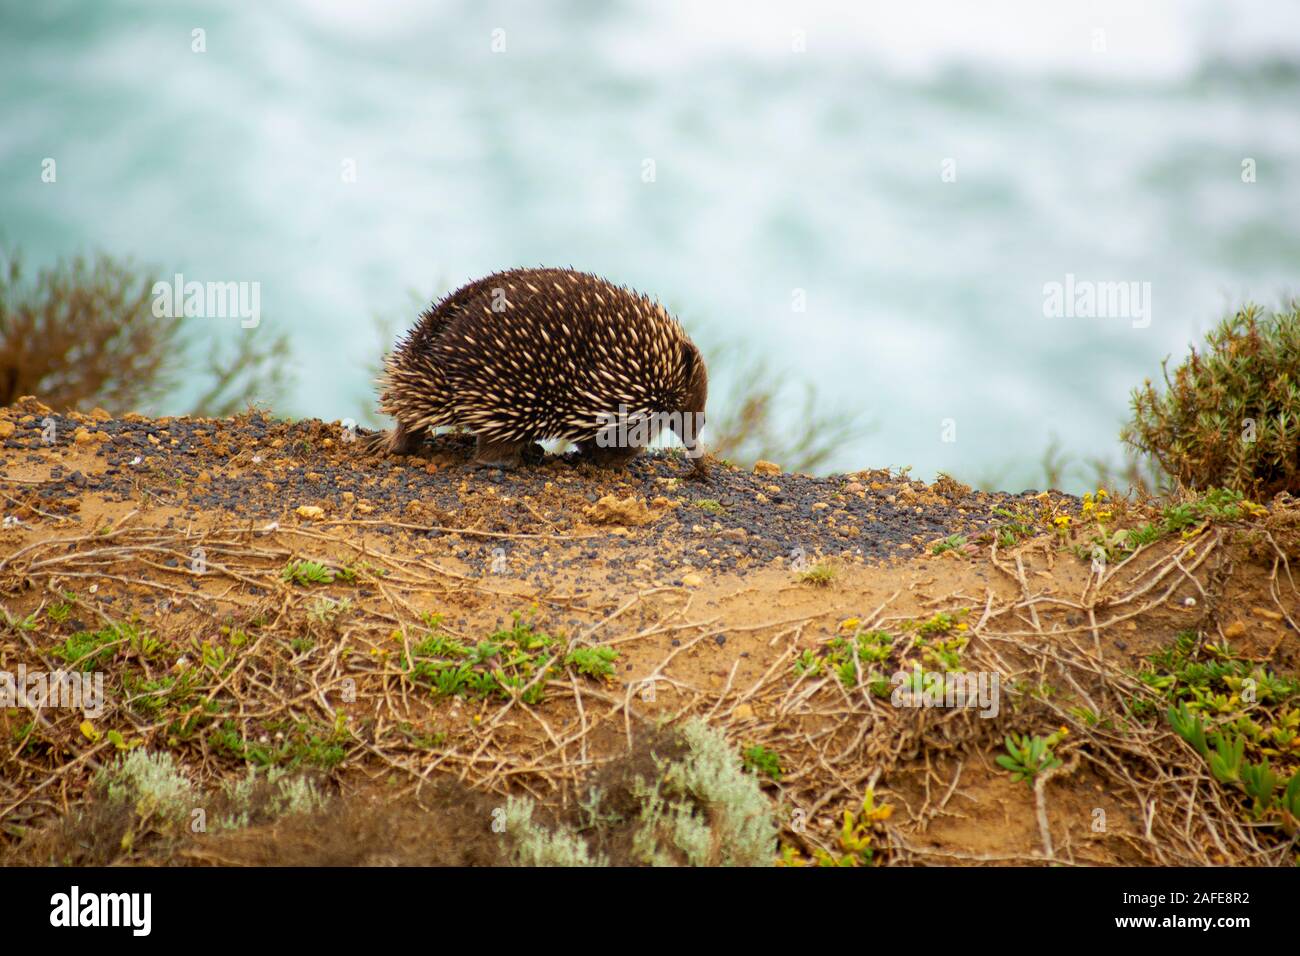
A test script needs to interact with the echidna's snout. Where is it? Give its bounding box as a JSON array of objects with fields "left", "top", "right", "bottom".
[
  {"left": 671, "top": 341, "right": 709, "bottom": 463},
  {"left": 672, "top": 412, "right": 705, "bottom": 459}
]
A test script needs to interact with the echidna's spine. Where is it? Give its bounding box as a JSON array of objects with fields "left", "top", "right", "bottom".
[{"left": 376, "top": 268, "right": 707, "bottom": 459}]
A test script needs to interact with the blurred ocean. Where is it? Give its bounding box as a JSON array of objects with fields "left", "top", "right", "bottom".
[{"left": 2, "top": 0, "right": 1299, "bottom": 491}]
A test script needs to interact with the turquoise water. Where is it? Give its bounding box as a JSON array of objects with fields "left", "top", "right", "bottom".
[{"left": 3, "top": 1, "right": 1299, "bottom": 490}]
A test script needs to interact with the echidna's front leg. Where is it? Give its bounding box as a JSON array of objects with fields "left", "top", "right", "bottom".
[{"left": 472, "top": 436, "right": 526, "bottom": 468}]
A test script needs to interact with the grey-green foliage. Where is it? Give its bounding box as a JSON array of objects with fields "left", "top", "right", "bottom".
[
  {"left": 631, "top": 718, "right": 778, "bottom": 866},
  {"left": 219, "top": 766, "right": 330, "bottom": 829},
  {"left": 96, "top": 750, "right": 195, "bottom": 822},
  {"left": 499, "top": 718, "right": 778, "bottom": 867},
  {"left": 94, "top": 752, "right": 331, "bottom": 832},
  {"left": 501, "top": 795, "right": 606, "bottom": 867}
]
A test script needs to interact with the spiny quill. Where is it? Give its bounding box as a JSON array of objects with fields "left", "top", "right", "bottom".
[{"left": 376, "top": 268, "right": 709, "bottom": 473}]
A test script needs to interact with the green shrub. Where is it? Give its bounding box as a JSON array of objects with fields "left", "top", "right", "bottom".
[
  {"left": 96, "top": 750, "right": 195, "bottom": 823},
  {"left": 0, "top": 247, "right": 291, "bottom": 415},
  {"left": 1122, "top": 303, "right": 1300, "bottom": 497},
  {"left": 220, "top": 766, "right": 330, "bottom": 829},
  {"left": 496, "top": 719, "right": 779, "bottom": 866},
  {"left": 500, "top": 796, "right": 605, "bottom": 867},
  {"left": 628, "top": 719, "right": 778, "bottom": 866}
]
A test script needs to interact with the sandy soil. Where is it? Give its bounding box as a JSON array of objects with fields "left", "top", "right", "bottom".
[{"left": 1, "top": 396, "right": 1297, "bottom": 866}]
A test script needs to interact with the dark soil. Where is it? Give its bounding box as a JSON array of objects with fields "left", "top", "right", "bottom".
[{"left": 0, "top": 401, "right": 1072, "bottom": 585}]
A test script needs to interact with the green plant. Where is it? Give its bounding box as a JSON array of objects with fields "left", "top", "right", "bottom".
[
  {"left": 1144, "top": 630, "right": 1299, "bottom": 714},
  {"left": 53, "top": 621, "right": 161, "bottom": 671},
  {"left": 308, "top": 596, "right": 351, "bottom": 624},
  {"left": 2, "top": 608, "right": 37, "bottom": 632},
  {"left": 122, "top": 669, "right": 200, "bottom": 718},
  {"left": 794, "top": 613, "right": 971, "bottom": 692},
  {"left": 494, "top": 720, "right": 779, "bottom": 867},
  {"left": 793, "top": 648, "right": 823, "bottom": 677},
  {"left": 1169, "top": 702, "right": 1209, "bottom": 757},
  {"left": 1207, "top": 732, "right": 1245, "bottom": 784},
  {"left": 794, "top": 624, "right": 895, "bottom": 689},
  {"left": 904, "top": 610, "right": 970, "bottom": 673},
  {"left": 1162, "top": 639, "right": 1300, "bottom": 830},
  {"left": 219, "top": 766, "right": 330, "bottom": 829},
  {"left": 281, "top": 559, "right": 335, "bottom": 586},
  {"left": 798, "top": 561, "right": 837, "bottom": 587},
  {"left": 989, "top": 506, "right": 1036, "bottom": 547},
  {"left": 741, "top": 745, "right": 782, "bottom": 781},
  {"left": 565, "top": 645, "right": 619, "bottom": 680},
  {"left": 393, "top": 722, "right": 445, "bottom": 750},
  {"left": 96, "top": 750, "right": 195, "bottom": 824},
  {"left": 996, "top": 729, "right": 1067, "bottom": 785},
  {"left": 1068, "top": 705, "right": 1104, "bottom": 728},
  {"left": 398, "top": 608, "right": 609, "bottom": 704},
  {"left": 1282, "top": 771, "right": 1300, "bottom": 834},
  {"left": 915, "top": 611, "right": 959, "bottom": 636},
  {"left": 780, "top": 789, "right": 893, "bottom": 867},
  {"left": 1122, "top": 303, "right": 1300, "bottom": 497},
  {"left": 931, "top": 534, "right": 967, "bottom": 555},
  {"left": 500, "top": 796, "right": 605, "bottom": 867},
  {"left": 819, "top": 789, "right": 892, "bottom": 867},
  {"left": 1240, "top": 760, "right": 1280, "bottom": 819},
  {"left": 208, "top": 714, "right": 350, "bottom": 770},
  {"left": 628, "top": 719, "right": 778, "bottom": 866}
]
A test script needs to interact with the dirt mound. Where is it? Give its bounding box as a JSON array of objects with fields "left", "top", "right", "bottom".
[{"left": 1, "top": 402, "right": 1297, "bottom": 866}]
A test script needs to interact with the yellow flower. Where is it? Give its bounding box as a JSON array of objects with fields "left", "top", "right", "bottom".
[{"left": 839, "top": 617, "right": 860, "bottom": 631}]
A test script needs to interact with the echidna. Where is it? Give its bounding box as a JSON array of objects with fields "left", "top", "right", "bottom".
[{"left": 376, "top": 268, "right": 708, "bottom": 471}]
